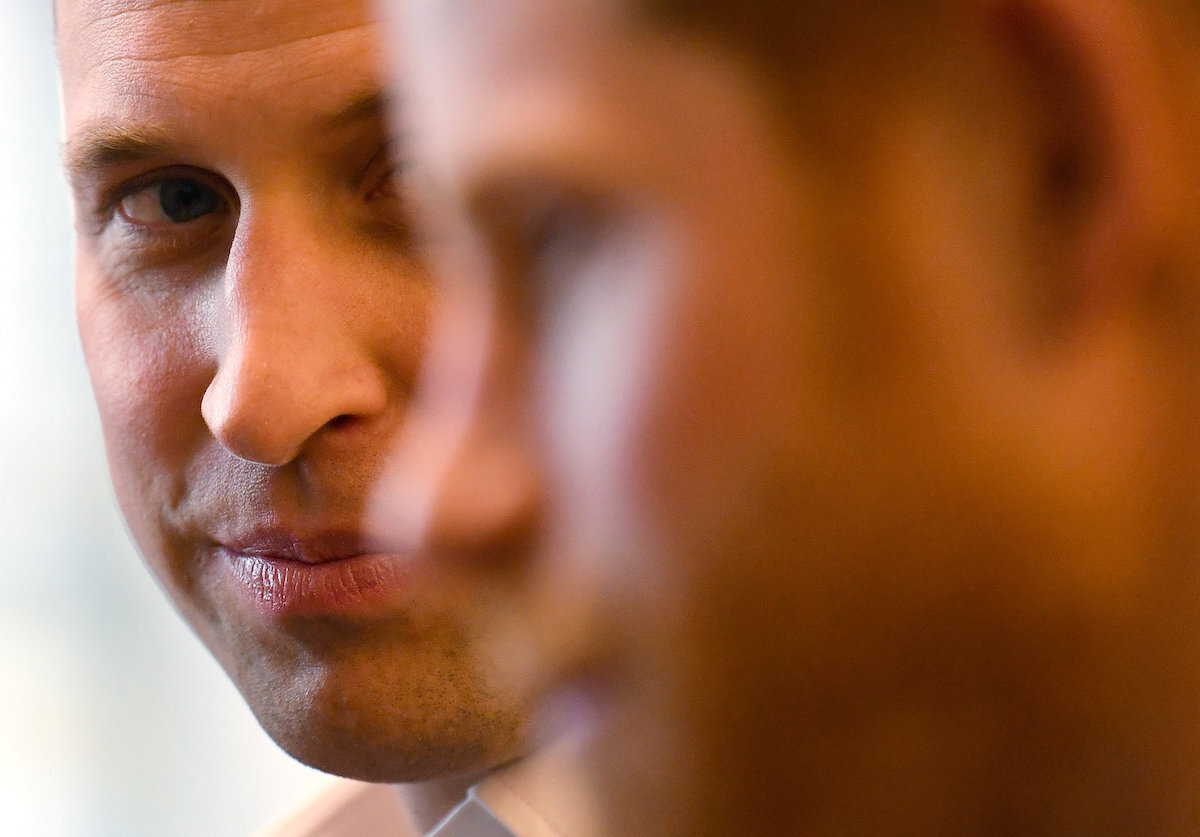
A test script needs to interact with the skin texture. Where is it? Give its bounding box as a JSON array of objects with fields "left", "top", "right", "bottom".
[
  {"left": 379, "top": 0, "right": 1200, "bottom": 833},
  {"left": 58, "top": 0, "right": 528, "bottom": 800}
]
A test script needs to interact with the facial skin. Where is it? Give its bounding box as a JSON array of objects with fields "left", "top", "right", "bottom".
[
  {"left": 59, "top": 0, "right": 528, "bottom": 798},
  {"left": 382, "top": 0, "right": 1200, "bottom": 833}
]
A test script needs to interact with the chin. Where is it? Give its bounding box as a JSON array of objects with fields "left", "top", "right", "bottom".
[
  {"left": 234, "top": 645, "right": 532, "bottom": 782},
  {"left": 269, "top": 724, "right": 523, "bottom": 784}
]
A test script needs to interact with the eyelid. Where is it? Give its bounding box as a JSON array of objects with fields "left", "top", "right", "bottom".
[
  {"left": 365, "top": 164, "right": 400, "bottom": 201},
  {"left": 100, "top": 166, "right": 235, "bottom": 224},
  {"left": 360, "top": 140, "right": 412, "bottom": 201}
]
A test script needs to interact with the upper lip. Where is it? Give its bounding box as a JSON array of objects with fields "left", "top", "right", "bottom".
[{"left": 217, "top": 527, "right": 382, "bottom": 565}]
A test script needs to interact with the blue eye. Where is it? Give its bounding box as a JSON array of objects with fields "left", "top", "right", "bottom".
[{"left": 118, "top": 177, "right": 227, "bottom": 226}]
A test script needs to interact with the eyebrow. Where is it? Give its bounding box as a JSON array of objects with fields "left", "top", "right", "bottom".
[
  {"left": 318, "top": 88, "right": 394, "bottom": 132},
  {"left": 62, "top": 88, "right": 397, "bottom": 189},
  {"left": 62, "top": 121, "right": 178, "bottom": 189}
]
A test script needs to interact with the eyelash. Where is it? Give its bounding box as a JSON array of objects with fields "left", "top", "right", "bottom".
[
  {"left": 90, "top": 152, "right": 416, "bottom": 260},
  {"left": 359, "top": 148, "right": 428, "bottom": 249},
  {"left": 364, "top": 151, "right": 420, "bottom": 213},
  {"left": 100, "top": 168, "right": 233, "bottom": 229}
]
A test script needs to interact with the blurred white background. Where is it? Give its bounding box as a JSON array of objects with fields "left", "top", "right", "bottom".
[{"left": 0, "top": 3, "right": 328, "bottom": 835}]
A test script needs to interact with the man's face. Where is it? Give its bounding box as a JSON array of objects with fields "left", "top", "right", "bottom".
[
  {"left": 60, "top": 0, "right": 528, "bottom": 781},
  {"left": 388, "top": 0, "right": 1184, "bottom": 831}
]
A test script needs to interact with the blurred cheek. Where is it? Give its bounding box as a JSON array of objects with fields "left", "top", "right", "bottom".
[{"left": 538, "top": 228, "right": 675, "bottom": 577}]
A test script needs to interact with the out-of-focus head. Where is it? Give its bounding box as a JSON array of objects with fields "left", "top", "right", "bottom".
[
  {"left": 58, "top": 0, "right": 529, "bottom": 782},
  {"left": 380, "top": 0, "right": 1200, "bottom": 832}
]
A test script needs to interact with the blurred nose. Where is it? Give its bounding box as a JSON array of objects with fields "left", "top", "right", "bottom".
[
  {"left": 381, "top": 280, "right": 543, "bottom": 564},
  {"left": 201, "top": 207, "right": 395, "bottom": 466}
]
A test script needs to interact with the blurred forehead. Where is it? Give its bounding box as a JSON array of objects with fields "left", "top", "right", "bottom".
[
  {"left": 400, "top": 0, "right": 615, "bottom": 123},
  {"left": 399, "top": 0, "right": 754, "bottom": 187}
]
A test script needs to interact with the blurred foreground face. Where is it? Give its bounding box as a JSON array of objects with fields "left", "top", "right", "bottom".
[
  {"left": 60, "top": 0, "right": 528, "bottom": 781},
  {"left": 387, "top": 0, "right": 1200, "bottom": 833}
]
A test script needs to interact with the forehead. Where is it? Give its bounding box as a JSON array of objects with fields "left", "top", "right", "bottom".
[{"left": 58, "top": 0, "right": 380, "bottom": 124}]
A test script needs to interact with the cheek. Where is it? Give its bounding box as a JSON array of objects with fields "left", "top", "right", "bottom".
[{"left": 76, "top": 263, "right": 213, "bottom": 532}]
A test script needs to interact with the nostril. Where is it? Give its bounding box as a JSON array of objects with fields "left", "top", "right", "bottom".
[{"left": 327, "top": 414, "right": 356, "bottom": 430}]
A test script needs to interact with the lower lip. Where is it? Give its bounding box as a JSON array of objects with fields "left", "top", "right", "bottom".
[{"left": 219, "top": 549, "right": 419, "bottom": 619}]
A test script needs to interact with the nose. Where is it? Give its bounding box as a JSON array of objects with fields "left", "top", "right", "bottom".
[
  {"left": 201, "top": 207, "right": 400, "bottom": 466},
  {"left": 378, "top": 280, "right": 543, "bottom": 564}
]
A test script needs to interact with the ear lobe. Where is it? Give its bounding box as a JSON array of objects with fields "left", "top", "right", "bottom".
[{"left": 982, "top": 0, "right": 1182, "bottom": 322}]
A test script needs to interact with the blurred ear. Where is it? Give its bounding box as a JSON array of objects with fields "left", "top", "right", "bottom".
[{"left": 982, "top": 0, "right": 1183, "bottom": 325}]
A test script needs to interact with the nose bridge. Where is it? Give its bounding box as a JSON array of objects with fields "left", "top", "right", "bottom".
[
  {"left": 201, "top": 201, "right": 391, "bottom": 465},
  {"left": 226, "top": 205, "right": 348, "bottom": 356}
]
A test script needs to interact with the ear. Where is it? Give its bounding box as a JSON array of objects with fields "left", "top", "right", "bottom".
[{"left": 980, "top": 0, "right": 1184, "bottom": 325}]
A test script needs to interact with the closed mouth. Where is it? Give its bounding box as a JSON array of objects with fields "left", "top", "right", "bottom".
[{"left": 213, "top": 526, "right": 422, "bottom": 618}]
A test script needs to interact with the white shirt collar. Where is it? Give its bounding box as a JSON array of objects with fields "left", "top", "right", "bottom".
[{"left": 426, "top": 737, "right": 599, "bottom": 837}]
